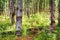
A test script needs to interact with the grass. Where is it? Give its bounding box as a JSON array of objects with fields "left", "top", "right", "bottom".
[
  {"left": 0, "top": 12, "right": 60, "bottom": 40},
  {"left": 22, "top": 12, "right": 60, "bottom": 40},
  {"left": 0, "top": 15, "right": 16, "bottom": 40}
]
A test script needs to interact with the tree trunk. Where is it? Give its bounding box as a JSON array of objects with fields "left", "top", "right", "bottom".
[
  {"left": 50, "top": 0, "right": 55, "bottom": 30},
  {"left": 26, "top": 0, "right": 30, "bottom": 18},
  {"left": 16, "top": 0, "right": 23, "bottom": 37},
  {"left": 4, "top": 0, "right": 10, "bottom": 18},
  {"left": 39, "top": 0, "right": 43, "bottom": 12},
  {"left": 0, "top": 0, "right": 3, "bottom": 15},
  {"left": 10, "top": 0, "right": 15, "bottom": 25},
  {"left": 34, "top": 0, "right": 38, "bottom": 14}
]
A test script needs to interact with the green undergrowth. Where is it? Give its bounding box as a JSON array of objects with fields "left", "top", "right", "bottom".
[
  {"left": 22, "top": 13, "right": 60, "bottom": 40},
  {"left": 22, "top": 13, "right": 50, "bottom": 36},
  {"left": 0, "top": 16, "right": 15, "bottom": 40},
  {"left": 34, "top": 31, "right": 57, "bottom": 40},
  {"left": 0, "top": 13, "right": 60, "bottom": 40}
]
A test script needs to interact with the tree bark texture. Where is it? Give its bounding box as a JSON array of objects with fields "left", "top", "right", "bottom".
[
  {"left": 16, "top": 0, "right": 23, "bottom": 36},
  {"left": 10, "top": 0, "right": 15, "bottom": 25},
  {"left": 50, "top": 0, "right": 55, "bottom": 30}
]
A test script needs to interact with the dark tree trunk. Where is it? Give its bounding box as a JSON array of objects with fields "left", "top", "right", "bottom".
[
  {"left": 33, "top": 0, "right": 38, "bottom": 14},
  {"left": 10, "top": 0, "right": 15, "bottom": 25},
  {"left": 50, "top": 0, "right": 55, "bottom": 30},
  {"left": 39, "top": 0, "right": 43, "bottom": 12}
]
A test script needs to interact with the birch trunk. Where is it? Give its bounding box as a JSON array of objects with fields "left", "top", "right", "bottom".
[{"left": 16, "top": 0, "right": 23, "bottom": 36}]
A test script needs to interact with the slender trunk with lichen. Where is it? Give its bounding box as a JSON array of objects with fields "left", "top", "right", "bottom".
[{"left": 26, "top": 0, "right": 30, "bottom": 18}]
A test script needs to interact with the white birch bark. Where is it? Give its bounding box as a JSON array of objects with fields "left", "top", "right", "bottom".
[{"left": 16, "top": 0, "right": 23, "bottom": 36}]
